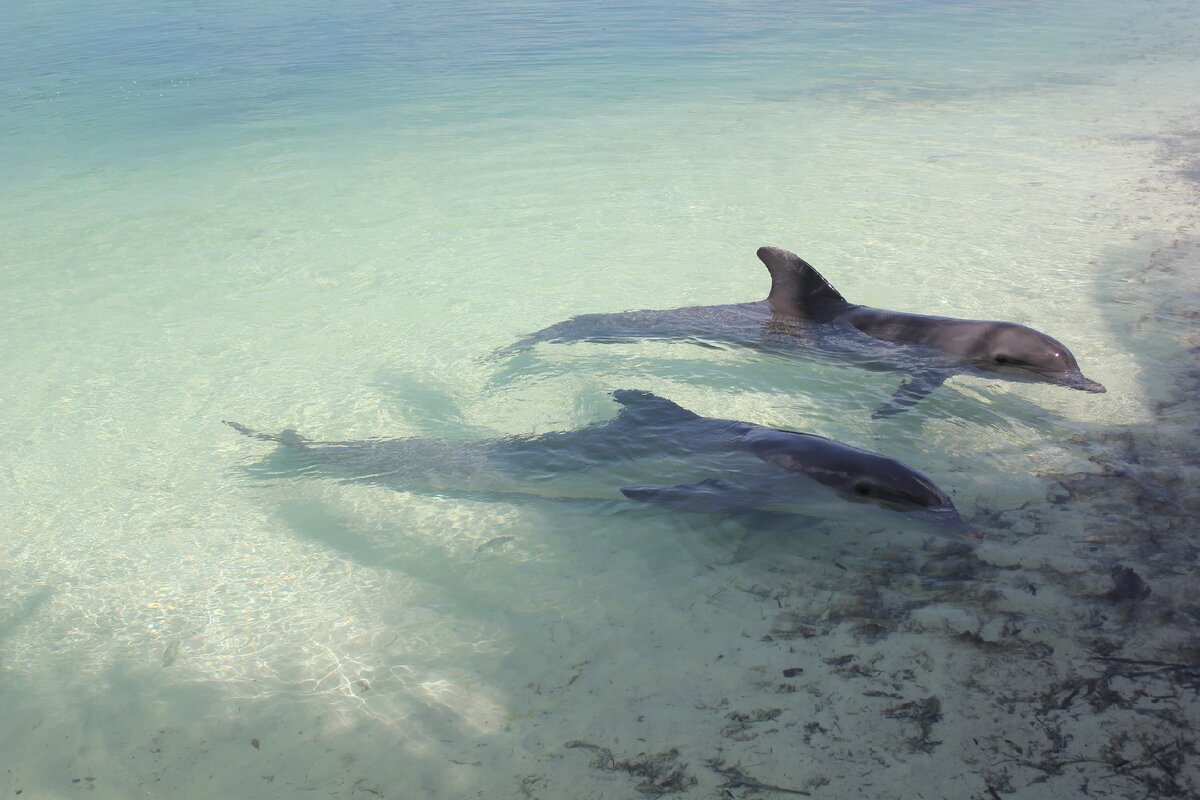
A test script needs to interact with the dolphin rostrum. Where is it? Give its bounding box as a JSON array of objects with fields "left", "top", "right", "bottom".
[
  {"left": 495, "top": 247, "right": 1105, "bottom": 417},
  {"left": 226, "top": 390, "right": 976, "bottom": 542}
]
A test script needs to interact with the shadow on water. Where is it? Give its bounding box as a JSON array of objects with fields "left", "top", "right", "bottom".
[
  {"left": 482, "top": 344, "right": 1082, "bottom": 435},
  {"left": 369, "top": 369, "right": 498, "bottom": 439},
  {"left": 274, "top": 496, "right": 431, "bottom": 574},
  {"left": 0, "top": 642, "right": 545, "bottom": 798},
  {"left": 1041, "top": 232, "right": 1200, "bottom": 562},
  {"left": 0, "top": 586, "right": 55, "bottom": 645},
  {"left": 269, "top": 491, "right": 699, "bottom": 594}
]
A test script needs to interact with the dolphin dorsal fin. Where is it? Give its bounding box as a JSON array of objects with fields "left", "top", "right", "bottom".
[
  {"left": 611, "top": 390, "right": 700, "bottom": 425},
  {"left": 757, "top": 246, "right": 850, "bottom": 322}
]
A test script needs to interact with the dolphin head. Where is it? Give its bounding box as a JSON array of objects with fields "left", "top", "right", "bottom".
[
  {"left": 970, "top": 323, "right": 1105, "bottom": 393},
  {"left": 745, "top": 429, "right": 979, "bottom": 543}
]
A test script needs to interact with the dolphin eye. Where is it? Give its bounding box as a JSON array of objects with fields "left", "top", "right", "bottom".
[
  {"left": 994, "top": 354, "right": 1009, "bottom": 364},
  {"left": 854, "top": 482, "right": 872, "bottom": 496}
]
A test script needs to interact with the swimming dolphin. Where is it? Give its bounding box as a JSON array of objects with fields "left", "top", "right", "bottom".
[
  {"left": 495, "top": 247, "right": 1105, "bottom": 417},
  {"left": 226, "top": 390, "right": 976, "bottom": 542}
]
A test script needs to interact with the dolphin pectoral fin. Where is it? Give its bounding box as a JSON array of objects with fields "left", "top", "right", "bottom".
[
  {"left": 620, "top": 479, "right": 765, "bottom": 514},
  {"left": 871, "top": 372, "right": 949, "bottom": 419}
]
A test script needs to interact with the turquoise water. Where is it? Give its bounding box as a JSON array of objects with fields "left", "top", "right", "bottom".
[{"left": 3, "top": 1, "right": 1199, "bottom": 797}]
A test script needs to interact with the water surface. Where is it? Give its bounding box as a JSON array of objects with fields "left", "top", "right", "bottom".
[{"left": 2, "top": 1, "right": 1199, "bottom": 797}]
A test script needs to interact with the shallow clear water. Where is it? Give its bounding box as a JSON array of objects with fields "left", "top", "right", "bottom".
[{"left": 3, "top": 1, "right": 1199, "bottom": 797}]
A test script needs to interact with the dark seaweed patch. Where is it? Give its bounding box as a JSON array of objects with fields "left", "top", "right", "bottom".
[
  {"left": 884, "top": 696, "right": 942, "bottom": 753},
  {"left": 564, "top": 742, "right": 696, "bottom": 796}
]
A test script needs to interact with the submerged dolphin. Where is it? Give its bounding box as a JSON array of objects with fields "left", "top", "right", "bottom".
[
  {"left": 226, "top": 390, "right": 976, "bottom": 542},
  {"left": 496, "top": 247, "right": 1105, "bottom": 417}
]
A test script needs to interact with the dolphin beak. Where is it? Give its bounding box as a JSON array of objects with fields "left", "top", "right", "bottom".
[
  {"left": 928, "top": 509, "right": 982, "bottom": 545},
  {"left": 1062, "top": 373, "right": 1106, "bottom": 393}
]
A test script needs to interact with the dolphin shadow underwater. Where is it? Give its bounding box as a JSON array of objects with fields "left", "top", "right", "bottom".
[
  {"left": 226, "top": 390, "right": 978, "bottom": 544},
  {"left": 494, "top": 247, "right": 1106, "bottom": 418}
]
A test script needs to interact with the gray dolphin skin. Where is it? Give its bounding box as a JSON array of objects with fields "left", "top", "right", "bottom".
[
  {"left": 226, "top": 390, "right": 976, "bottom": 542},
  {"left": 496, "top": 246, "right": 1105, "bottom": 417}
]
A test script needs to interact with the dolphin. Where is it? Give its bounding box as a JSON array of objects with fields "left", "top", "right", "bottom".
[
  {"left": 226, "top": 390, "right": 976, "bottom": 542},
  {"left": 495, "top": 247, "right": 1105, "bottom": 417}
]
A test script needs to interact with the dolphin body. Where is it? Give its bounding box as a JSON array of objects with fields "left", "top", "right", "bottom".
[
  {"left": 227, "top": 390, "right": 975, "bottom": 542},
  {"left": 496, "top": 247, "right": 1105, "bottom": 417}
]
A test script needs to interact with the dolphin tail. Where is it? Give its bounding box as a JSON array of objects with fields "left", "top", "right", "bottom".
[
  {"left": 487, "top": 335, "right": 540, "bottom": 360},
  {"left": 223, "top": 420, "right": 309, "bottom": 448},
  {"left": 488, "top": 317, "right": 588, "bottom": 360}
]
